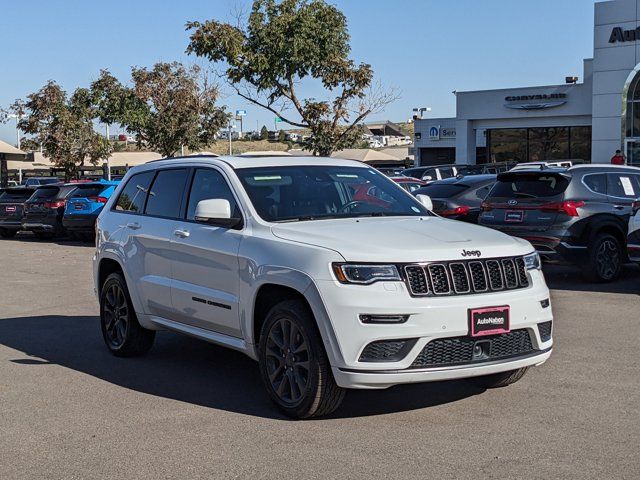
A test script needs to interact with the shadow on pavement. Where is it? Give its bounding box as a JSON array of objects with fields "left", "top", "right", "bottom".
[
  {"left": 0, "top": 315, "right": 483, "bottom": 420},
  {"left": 544, "top": 263, "right": 640, "bottom": 295}
]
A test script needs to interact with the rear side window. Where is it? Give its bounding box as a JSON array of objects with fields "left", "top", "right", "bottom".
[
  {"left": 186, "top": 168, "right": 240, "bottom": 220},
  {"left": 583, "top": 174, "right": 607, "bottom": 195},
  {"left": 474, "top": 183, "right": 494, "bottom": 200},
  {"left": 145, "top": 169, "right": 190, "bottom": 219},
  {"left": 607, "top": 173, "right": 640, "bottom": 199},
  {"left": 490, "top": 173, "right": 570, "bottom": 199},
  {"left": 115, "top": 171, "right": 155, "bottom": 213}
]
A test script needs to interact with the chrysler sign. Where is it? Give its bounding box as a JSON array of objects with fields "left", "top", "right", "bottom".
[{"left": 504, "top": 93, "right": 567, "bottom": 110}]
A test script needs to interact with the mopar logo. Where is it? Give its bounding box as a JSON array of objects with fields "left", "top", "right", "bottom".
[
  {"left": 428, "top": 126, "right": 440, "bottom": 140},
  {"left": 508, "top": 199, "right": 518, "bottom": 206},
  {"left": 461, "top": 249, "right": 482, "bottom": 258}
]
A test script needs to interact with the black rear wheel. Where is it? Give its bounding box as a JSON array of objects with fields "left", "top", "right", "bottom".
[
  {"left": 258, "top": 299, "right": 345, "bottom": 419},
  {"left": 0, "top": 228, "right": 17, "bottom": 239},
  {"left": 100, "top": 272, "right": 155, "bottom": 357},
  {"left": 583, "top": 233, "right": 622, "bottom": 282}
]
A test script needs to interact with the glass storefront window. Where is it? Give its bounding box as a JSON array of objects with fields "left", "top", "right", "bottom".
[
  {"left": 528, "top": 127, "right": 569, "bottom": 161},
  {"left": 487, "top": 126, "right": 591, "bottom": 164},
  {"left": 488, "top": 129, "right": 527, "bottom": 163}
]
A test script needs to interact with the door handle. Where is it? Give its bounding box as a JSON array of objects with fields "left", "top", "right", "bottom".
[
  {"left": 126, "top": 222, "right": 141, "bottom": 230},
  {"left": 613, "top": 205, "right": 626, "bottom": 210},
  {"left": 173, "top": 229, "right": 190, "bottom": 238}
]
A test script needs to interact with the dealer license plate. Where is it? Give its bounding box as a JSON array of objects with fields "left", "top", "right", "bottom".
[{"left": 469, "top": 305, "right": 510, "bottom": 337}]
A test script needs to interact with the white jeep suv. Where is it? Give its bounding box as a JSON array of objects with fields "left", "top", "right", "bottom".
[{"left": 93, "top": 156, "right": 553, "bottom": 418}]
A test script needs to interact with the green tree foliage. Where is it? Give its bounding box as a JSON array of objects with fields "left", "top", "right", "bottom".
[
  {"left": 186, "top": 0, "right": 397, "bottom": 156},
  {"left": 277, "top": 129, "right": 286, "bottom": 142},
  {"left": 260, "top": 125, "right": 269, "bottom": 140},
  {"left": 91, "top": 62, "right": 228, "bottom": 157},
  {"left": 17, "top": 81, "right": 111, "bottom": 180}
]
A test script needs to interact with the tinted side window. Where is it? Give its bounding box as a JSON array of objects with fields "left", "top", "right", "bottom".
[
  {"left": 115, "top": 171, "right": 155, "bottom": 213},
  {"left": 475, "top": 184, "right": 494, "bottom": 200},
  {"left": 607, "top": 173, "right": 639, "bottom": 199},
  {"left": 583, "top": 174, "right": 607, "bottom": 195},
  {"left": 186, "top": 169, "right": 240, "bottom": 220},
  {"left": 145, "top": 169, "right": 190, "bottom": 219}
]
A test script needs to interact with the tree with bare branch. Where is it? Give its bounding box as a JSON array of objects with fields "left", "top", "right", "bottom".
[{"left": 186, "top": 0, "right": 398, "bottom": 156}]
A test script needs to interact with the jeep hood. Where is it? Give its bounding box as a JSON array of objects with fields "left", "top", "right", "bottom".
[{"left": 271, "top": 216, "right": 533, "bottom": 263}]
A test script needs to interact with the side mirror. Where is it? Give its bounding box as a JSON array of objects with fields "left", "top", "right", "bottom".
[
  {"left": 422, "top": 175, "right": 433, "bottom": 182},
  {"left": 194, "top": 198, "right": 242, "bottom": 229},
  {"left": 416, "top": 194, "right": 433, "bottom": 211}
]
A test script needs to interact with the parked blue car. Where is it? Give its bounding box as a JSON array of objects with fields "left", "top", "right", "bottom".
[{"left": 62, "top": 180, "right": 120, "bottom": 240}]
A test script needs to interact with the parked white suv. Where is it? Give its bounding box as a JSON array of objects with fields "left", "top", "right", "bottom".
[{"left": 93, "top": 156, "right": 553, "bottom": 418}]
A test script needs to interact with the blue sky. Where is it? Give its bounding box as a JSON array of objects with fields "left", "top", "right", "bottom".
[{"left": 0, "top": 0, "right": 596, "bottom": 144}]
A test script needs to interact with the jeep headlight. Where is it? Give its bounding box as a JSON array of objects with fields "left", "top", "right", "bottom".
[
  {"left": 523, "top": 252, "right": 541, "bottom": 270},
  {"left": 332, "top": 263, "right": 401, "bottom": 284}
]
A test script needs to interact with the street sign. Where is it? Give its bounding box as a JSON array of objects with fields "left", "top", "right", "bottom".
[
  {"left": 235, "top": 109, "right": 247, "bottom": 116},
  {"left": 275, "top": 117, "right": 283, "bottom": 123}
]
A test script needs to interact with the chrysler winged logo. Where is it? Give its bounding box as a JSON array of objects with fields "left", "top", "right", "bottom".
[
  {"left": 461, "top": 249, "right": 482, "bottom": 258},
  {"left": 508, "top": 199, "right": 518, "bottom": 206}
]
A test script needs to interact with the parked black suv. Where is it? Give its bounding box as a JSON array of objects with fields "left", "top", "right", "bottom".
[
  {"left": 412, "top": 174, "right": 496, "bottom": 223},
  {"left": 22, "top": 184, "right": 77, "bottom": 239},
  {"left": 0, "top": 187, "right": 35, "bottom": 238},
  {"left": 479, "top": 165, "right": 640, "bottom": 282}
]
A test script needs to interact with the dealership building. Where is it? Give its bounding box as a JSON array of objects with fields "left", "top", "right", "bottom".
[{"left": 414, "top": 0, "right": 640, "bottom": 167}]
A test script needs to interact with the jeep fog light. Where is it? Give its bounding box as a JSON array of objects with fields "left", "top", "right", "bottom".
[{"left": 359, "top": 314, "right": 409, "bottom": 324}]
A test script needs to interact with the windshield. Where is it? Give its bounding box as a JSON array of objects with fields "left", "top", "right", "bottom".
[{"left": 236, "top": 165, "right": 429, "bottom": 222}]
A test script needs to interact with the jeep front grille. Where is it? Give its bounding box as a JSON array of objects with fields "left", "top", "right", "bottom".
[{"left": 403, "top": 256, "right": 529, "bottom": 297}]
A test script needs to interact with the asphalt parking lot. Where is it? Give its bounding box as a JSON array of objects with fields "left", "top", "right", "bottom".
[{"left": 1, "top": 237, "right": 639, "bottom": 480}]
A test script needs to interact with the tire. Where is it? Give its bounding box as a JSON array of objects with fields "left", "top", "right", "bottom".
[
  {"left": 0, "top": 228, "right": 17, "bottom": 239},
  {"left": 471, "top": 367, "right": 529, "bottom": 389},
  {"left": 99, "top": 272, "right": 155, "bottom": 357},
  {"left": 582, "top": 233, "right": 622, "bottom": 282},
  {"left": 258, "top": 299, "right": 345, "bottom": 419}
]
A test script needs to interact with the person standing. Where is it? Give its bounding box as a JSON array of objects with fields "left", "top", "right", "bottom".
[{"left": 610, "top": 149, "right": 626, "bottom": 165}]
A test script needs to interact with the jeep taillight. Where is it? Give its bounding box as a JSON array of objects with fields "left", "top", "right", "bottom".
[
  {"left": 88, "top": 196, "right": 108, "bottom": 204},
  {"left": 539, "top": 200, "right": 585, "bottom": 217},
  {"left": 44, "top": 200, "right": 66, "bottom": 209}
]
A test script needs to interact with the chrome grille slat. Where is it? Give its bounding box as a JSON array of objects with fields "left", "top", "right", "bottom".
[{"left": 403, "top": 256, "right": 529, "bottom": 297}]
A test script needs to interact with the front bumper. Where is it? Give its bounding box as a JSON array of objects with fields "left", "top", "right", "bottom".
[
  {"left": 333, "top": 348, "right": 551, "bottom": 389},
  {"left": 312, "top": 269, "right": 553, "bottom": 389}
]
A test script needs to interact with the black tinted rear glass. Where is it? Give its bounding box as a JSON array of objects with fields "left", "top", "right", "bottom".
[
  {"left": 71, "top": 184, "right": 107, "bottom": 198},
  {"left": 416, "top": 184, "right": 468, "bottom": 198},
  {"left": 0, "top": 189, "right": 33, "bottom": 201},
  {"left": 30, "top": 187, "right": 60, "bottom": 200},
  {"left": 490, "top": 173, "right": 570, "bottom": 199}
]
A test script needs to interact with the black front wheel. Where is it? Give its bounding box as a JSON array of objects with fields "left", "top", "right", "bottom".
[
  {"left": 583, "top": 233, "right": 622, "bottom": 282},
  {"left": 100, "top": 272, "right": 155, "bottom": 357},
  {"left": 258, "top": 299, "right": 345, "bottom": 419}
]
